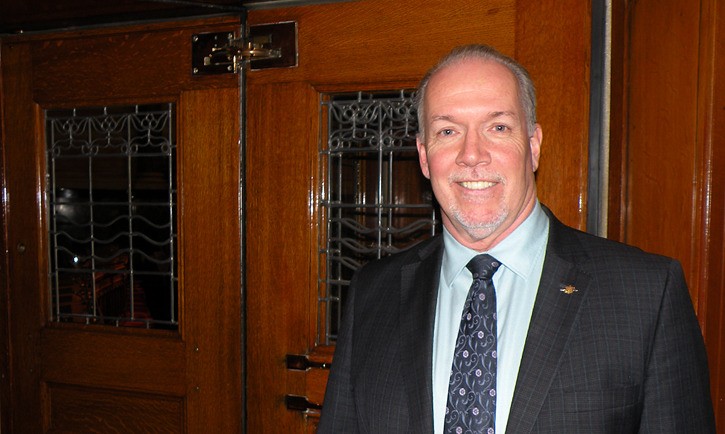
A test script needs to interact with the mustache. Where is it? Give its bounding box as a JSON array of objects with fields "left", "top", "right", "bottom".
[{"left": 449, "top": 170, "right": 506, "bottom": 184}]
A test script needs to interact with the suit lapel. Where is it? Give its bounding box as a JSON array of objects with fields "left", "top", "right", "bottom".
[
  {"left": 399, "top": 238, "right": 443, "bottom": 433},
  {"left": 505, "top": 215, "right": 592, "bottom": 434}
]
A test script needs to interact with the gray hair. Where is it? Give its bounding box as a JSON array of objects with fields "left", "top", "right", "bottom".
[{"left": 414, "top": 44, "right": 538, "bottom": 141}]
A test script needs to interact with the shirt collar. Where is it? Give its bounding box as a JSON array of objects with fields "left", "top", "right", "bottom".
[{"left": 441, "top": 201, "right": 549, "bottom": 286}]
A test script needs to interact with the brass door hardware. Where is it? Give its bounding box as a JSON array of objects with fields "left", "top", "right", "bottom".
[{"left": 192, "top": 21, "right": 297, "bottom": 74}]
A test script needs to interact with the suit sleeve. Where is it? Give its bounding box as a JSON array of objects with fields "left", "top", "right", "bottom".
[
  {"left": 639, "top": 260, "right": 715, "bottom": 433},
  {"left": 317, "top": 274, "right": 359, "bottom": 433}
]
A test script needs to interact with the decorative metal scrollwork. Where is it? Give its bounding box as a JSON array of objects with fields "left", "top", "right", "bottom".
[{"left": 318, "top": 90, "right": 439, "bottom": 345}]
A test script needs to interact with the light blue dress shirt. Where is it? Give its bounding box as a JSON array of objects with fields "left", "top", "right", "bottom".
[{"left": 432, "top": 202, "right": 549, "bottom": 434}]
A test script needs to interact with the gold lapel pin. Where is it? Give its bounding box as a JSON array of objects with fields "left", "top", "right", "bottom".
[{"left": 560, "top": 284, "right": 578, "bottom": 295}]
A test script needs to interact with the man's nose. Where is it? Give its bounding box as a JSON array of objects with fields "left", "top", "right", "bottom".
[{"left": 456, "top": 131, "right": 491, "bottom": 166}]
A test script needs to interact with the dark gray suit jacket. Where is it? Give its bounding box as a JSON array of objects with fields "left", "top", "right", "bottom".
[{"left": 317, "top": 209, "right": 715, "bottom": 433}]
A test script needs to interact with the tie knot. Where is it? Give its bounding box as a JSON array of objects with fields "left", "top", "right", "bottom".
[{"left": 466, "top": 254, "right": 501, "bottom": 281}]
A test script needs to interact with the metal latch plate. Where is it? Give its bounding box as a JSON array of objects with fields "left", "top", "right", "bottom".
[
  {"left": 248, "top": 21, "right": 297, "bottom": 71},
  {"left": 191, "top": 21, "right": 297, "bottom": 75},
  {"left": 192, "top": 32, "right": 235, "bottom": 75}
]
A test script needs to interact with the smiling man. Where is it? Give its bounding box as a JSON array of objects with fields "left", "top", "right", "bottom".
[
  {"left": 416, "top": 56, "right": 541, "bottom": 252},
  {"left": 318, "top": 45, "right": 715, "bottom": 434}
]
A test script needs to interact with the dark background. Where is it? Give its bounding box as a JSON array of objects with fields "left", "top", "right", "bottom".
[{"left": 0, "top": 0, "right": 292, "bottom": 34}]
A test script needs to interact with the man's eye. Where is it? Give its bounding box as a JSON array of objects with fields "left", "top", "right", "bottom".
[
  {"left": 493, "top": 124, "right": 508, "bottom": 132},
  {"left": 439, "top": 129, "right": 455, "bottom": 136}
]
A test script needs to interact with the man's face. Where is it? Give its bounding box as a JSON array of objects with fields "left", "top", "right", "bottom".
[{"left": 417, "top": 58, "right": 542, "bottom": 251}]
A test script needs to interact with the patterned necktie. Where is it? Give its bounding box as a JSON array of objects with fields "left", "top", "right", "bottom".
[{"left": 445, "top": 254, "right": 501, "bottom": 434}]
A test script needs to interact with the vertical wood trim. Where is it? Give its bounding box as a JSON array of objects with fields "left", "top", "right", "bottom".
[
  {"left": 179, "top": 88, "right": 243, "bottom": 433},
  {"left": 245, "top": 82, "right": 318, "bottom": 433},
  {"left": 695, "top": 0, "right": 716, "bottom": 327},
  {"left": 516, "top": 0, "right": 592, "bottom": 230},
  {"left": 621, "top": 0, "right": 702, "bottom": 296},
  {"left": 0, "top": 40, "right": 10, "bottom": 434},
  {"left": 0, "top": 39, "right": 44, "bottom": 432},
  {"left": 697, "top": 0, "right": 725, "bottom": 424},
  {"left": 607, "top": 0, "right": 628, "bottom": 242}
]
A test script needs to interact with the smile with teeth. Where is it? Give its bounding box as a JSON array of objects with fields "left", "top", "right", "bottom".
[{"left": 459, "top": 180, "right": 496, "bottom": 190}]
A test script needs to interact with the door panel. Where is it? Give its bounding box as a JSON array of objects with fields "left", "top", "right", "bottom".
[
  {"left": 245, "top": 0, "right": 591, "bottom": 432},
  {"left": 246, "top": 81, "right": 318, "bottom": 433},
  {"left": 1, "top": 16, "right": 242, "bottom": 432}
]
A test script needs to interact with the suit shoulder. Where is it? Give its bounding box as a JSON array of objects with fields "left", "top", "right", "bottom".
[
  {"left": 548, "top": 214, "right": 679, "bottom": 273},
  {"left": 577, "top": 229, "right": 672, "bottom": 264}
]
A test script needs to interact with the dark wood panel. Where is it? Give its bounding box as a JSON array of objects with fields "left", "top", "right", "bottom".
[
  {"left": 41, "top": 328, "right": 185, "bottom": 395},
  {"left": 611, "top": 0, "right": 724, "bottom": 428},
  {"left": 248, "top": 1, "right": 517, "bottom": 87},
  {"left": 48, "top": 383, "right": 184, "bottom": 433},
  {"left": 625, "top": 0, "right": 703, "bottom": 279},
  {"left": 25, "top": 17, "right": 239, "bottom": 105}
]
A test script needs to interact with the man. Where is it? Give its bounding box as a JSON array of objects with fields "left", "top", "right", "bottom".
[{"left": 318, "top": 45, "right": 715, "bottom": 433}]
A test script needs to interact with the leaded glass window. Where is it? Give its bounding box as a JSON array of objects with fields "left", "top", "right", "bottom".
[
  {"left": 318, "top": 91, "right": 439, "bottom": 344},
  {"left": 46, "top": 104, "right": 178, "bottom": 329}
]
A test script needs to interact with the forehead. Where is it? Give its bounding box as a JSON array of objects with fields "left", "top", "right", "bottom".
[{"left": 424, "top": 58, "right": 520, "bottom": 114}]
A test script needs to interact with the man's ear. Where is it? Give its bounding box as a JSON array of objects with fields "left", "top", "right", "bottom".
[
  {"left": 416, "top": 136, "right": 431, "bottom": 179},
  {"left": 529, "top": 124, "right": 542, "bottom": 172}
]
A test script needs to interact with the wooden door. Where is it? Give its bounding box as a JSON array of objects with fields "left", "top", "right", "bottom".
[
  {"left": 608, "top": 0, "right": 724, "bottom": 426},
  {"left": 245, "top": 0, "right": 591, "bottom": 432},
  {"left": 0, "top": 16, "right": 242, "bottom": 432}
]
